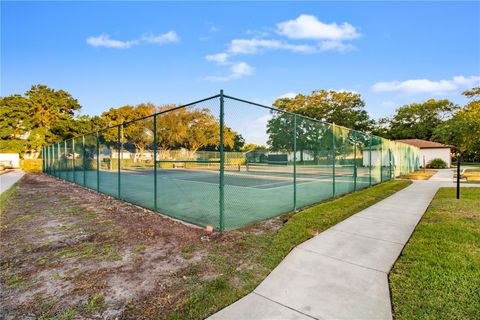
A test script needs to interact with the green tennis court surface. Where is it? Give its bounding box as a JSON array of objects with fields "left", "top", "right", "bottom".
[{"left": 54, "top": 165, "right": 377, "bottom": 230}]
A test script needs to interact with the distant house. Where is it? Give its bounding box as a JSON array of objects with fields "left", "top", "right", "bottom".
[
  {"left": 0, "top": 153, "right": 20, "bottom": 168},
  {"left": 395, "top": 139, "right": 453, "bottom": 168}
]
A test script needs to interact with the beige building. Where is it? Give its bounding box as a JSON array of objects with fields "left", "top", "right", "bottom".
[{"left": 395, "top": 139, "right": 452, "bottom": 168}]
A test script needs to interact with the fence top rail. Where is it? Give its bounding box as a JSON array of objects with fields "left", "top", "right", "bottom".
[
  {"left": 224, "top": 93, "right": 373, "bottom": 135},
  {"left": 45, "top": 91, "right": 419, "bottom": 153},
  {"left": 46, "top": 93, "right": 221, "bottom": 147},
  {"left": 223, "top": 93, "right": 419, "bottom": 151},
  {"left": 121, "top": 94, "right": 221, "bottom": 127}
]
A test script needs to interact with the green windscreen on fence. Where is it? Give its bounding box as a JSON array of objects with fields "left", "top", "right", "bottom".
[{"left": 43, "top": 92, "right": 420, "bottom": 231}]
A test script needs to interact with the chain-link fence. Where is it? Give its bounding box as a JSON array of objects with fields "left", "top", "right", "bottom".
[{"left": 42, "top": 91, "right": 420, "bottom": 231}]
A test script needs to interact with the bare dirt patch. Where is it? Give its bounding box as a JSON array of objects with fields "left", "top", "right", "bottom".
[
  {"left": 1, "top": 174, "right": 248, "bottom": 319},
  {"left": 0, "top": 174, "right": 409, "bottom": 319}
]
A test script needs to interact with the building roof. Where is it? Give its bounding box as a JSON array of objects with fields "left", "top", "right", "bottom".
[{"left": 395, "top": 139, "right": 452, "bottom": 149}]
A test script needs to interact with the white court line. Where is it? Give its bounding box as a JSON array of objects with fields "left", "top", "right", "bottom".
[{"left": 118, "top": 168, "right": 366, "bottom": 191}]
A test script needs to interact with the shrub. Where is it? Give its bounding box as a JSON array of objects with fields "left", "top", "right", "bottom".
[
  {"left": 426, "top": 158, "right": 447, "bottom": 169},
  {"left": 21, "top": 159, "right": 42, "bottom": 173}
]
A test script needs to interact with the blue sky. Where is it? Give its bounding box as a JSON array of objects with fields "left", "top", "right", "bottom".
[{"left": 2, "top": 1, "right": 480, "bottom": 143}]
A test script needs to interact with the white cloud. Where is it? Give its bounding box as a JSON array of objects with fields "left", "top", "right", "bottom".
[
  {"left": 229, "top": 39, "right": 315, "bottom": 55},
  {"left": 206, "top": 53, "right": 230, "bottom": 64},
  {"left": 206, "top": 62, "right": 255, "bottom": 81},
  {"left": 86, "top": 34, "right": 137, "bottom": 49},
  {"left": 245, "top": 30, "right": 270, "bottom": 37},
  {"left": 243, "top": 114, "right": 272, "bottom": 145},
  {"left": 87, "top": 31, "right": 178, "bottom": 49},
  {"left": 451, "top": 75, "right": 480, "bottom": 88},
  {"left": 231, "top": 62, "right": 254, "bottom": 76},
  {"left": 278, "top": 92, "right": 298, "bottom": 99},
  {"left": 382, "top": 100, "right": 395, "bottom": 108},
  {"left": 205, "top": 14, "right": 360, "bottom": 79},
  {"left": 336, "top": 89, "right": 359, "bottom": 94},
  {"left": 205, "top": 21, "right": 219, "bottom": 33},
  {"left": 205, "top": 38, "right": 316, "bottom": 73},
  {"left": 141, "top": 31, "right": 179, "bottom": 44},
  {"left": 372, "top": 76, "right": 480, "bottom": 95},
  {"left": 318, "top": 40, "right": 354, "bottom": 53},
  {"left": 277, "top": 15, "right": 360, "bottom": 40}
]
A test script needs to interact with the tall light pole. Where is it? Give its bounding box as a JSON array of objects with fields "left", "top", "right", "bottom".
[{"left": 456, "top": 152, "right": 461, "bottom": 199}]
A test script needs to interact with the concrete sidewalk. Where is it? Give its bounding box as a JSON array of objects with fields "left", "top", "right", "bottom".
[
  {"left": 0, "top": 170, "right": 25, "bottom": 194},
  {"left": 209, "top": 169, "right": 476, "bottom": 320}
]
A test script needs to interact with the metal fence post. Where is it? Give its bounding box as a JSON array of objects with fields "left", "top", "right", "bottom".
[
  {"left": 293, "top": 114, "right": 297, "bottom": 210},
  {"left": 58, "top": 142, "right": 61, "bottom": 177},
  {"left": 118, "top": 124, "right": 122, "bottom": 199},
  {"left": 389, "top": 149, "right": 392, "bottom": 180},
  {"left": 72, "top": 139, "right": 76, "bottom": 182},
  {"left": 154, "top": 114, "right": 158, "bottom": 212},
  {"left": 82, "top": 135, "right": 86, "bottom": 186},
  {"left": 353, "top": 142, "right": 357, "bottom": 191},
  {"left": 369, "top": 136, "right": 372, "bottom": 186},
  {"left": 96, "top": 132, "right": 100, "bottom": 192},
  {"left": 380, "top": 146, "right": 383, "bottom": 183},
  {"left": 456, "top": 153, "right": 461, "bottom": 199},
  {"left": 64, "top": 140, "right": 67, "bottom": 180},
  {"left": 399, "top": 144, "right": 402, "bottom": 175},
  {"left": 219, "top": 90, "right": 225, "bottom": 231},
  {"left": 45, "top": 146, "right": 48, "bottom": 173},
  {"left": 332, "top": 124, "right": 336, "bottom": 197}
]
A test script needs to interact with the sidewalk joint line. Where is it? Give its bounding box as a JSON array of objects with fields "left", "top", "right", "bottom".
[
  {"left": 295, "top": 247, "right": 388, "bottom": 274},
  {"left": 252, "top": 292, "right": 321, "bottom": 320},
  {"left": 329, "top": 228, "right": 405, "bottom": 245},
  {"left": 351, "top": 215, "right": 418, "bottom": 227},
  {"left": 360, "top": 207, "right": 426, "bottom": 217}
]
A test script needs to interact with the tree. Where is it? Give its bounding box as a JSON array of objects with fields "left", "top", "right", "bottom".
[
  {"left": 268, "top": 90, "right": 373, "bottom": 162},
  {"left": 101, "top": 103, "right": 156, "bottom": 162},
  {"left": 101, "top": 103, "right": 237, "bottom": 161},
  {"left": 376, "top": 99, "right": 459, "bottom": 140},
  {"left": 267, "top": 112, "right": 333, "bottom": 162},
  {"left": 0, "top": 95, "right": 30, "bottom": 155},
  {"left": 241, "top": 143, "right": 266, "bottom": 151},
  {"left": 0, "top": 85, "right": 81, "bottom": 157},
  {"left": 272, "top": 90, "right": 374, "bottom": 132},
  {"left": 433, "top": 87, "right": 480, "bottom": 160},
  {"left": 51, "top": 115, "right": 104, "bottom": 140},
  {"left": 225, "top": 133, "right": 245, "bottom": 152},
  {"left": 184, "top": 108, "right": 235, "bottom": 151}
]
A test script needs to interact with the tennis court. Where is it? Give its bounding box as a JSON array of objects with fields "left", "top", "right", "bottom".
[
  {"left": 51, "top": 162, "right": 376, "bottom": 230},
  {"left": 43, "top": 92, "right": 420, "bottom": 230}
]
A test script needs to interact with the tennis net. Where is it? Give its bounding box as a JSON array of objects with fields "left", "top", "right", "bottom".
[{"left": 246, "top": 162, "right": 355, "bottom": 177}]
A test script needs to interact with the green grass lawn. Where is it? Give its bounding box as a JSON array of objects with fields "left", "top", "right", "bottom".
[
  {"left": 460, "top": 162, "right": 480, "bottom": 167},
  {"left": 0, "top": 182, "right": 20, "bottom": 213},
  {"left": 148, "top": 179, "right": 412, "bottom": 319},
  {"left": 390, "top": 187, "right": 480, "bottom": 319},
  {"left": 464, "top": 168, "right": 480, "bottom": 183},
  {"left": 399, "top": 169, "right": 437, "bottom": 180}
]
